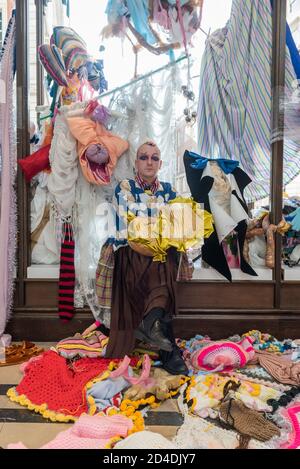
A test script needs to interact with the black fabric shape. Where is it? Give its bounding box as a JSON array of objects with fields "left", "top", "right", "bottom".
[{"left": 183, "top": 150, "right": 257, "bottom": 281}]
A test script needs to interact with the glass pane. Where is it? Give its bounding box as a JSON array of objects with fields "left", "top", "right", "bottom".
[
  {"left": 178, "top": 0, "right": 273, "bottom": 282},
  {"left": 27, "top": 0, "right": 274, "bottom": 290},
  {"left": 29, "top": 0, "right": 205, "bottom": 271},
  {"left": 0, "top": 0, "right": 14, "bottom": 49},
  {"left": 30, "top": 0, "right": 71, "bottom": 270},
  {"left": 28, "top": 0, "right": 37, "bottom": 134}
]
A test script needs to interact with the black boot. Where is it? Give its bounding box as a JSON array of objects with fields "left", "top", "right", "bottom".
[
  {"left": 159, "top": 316, "right": 189, "bottom": 376},
  {"left": 135, "top": 308, "right": 173, "bottom": 352},
  {"left": 95, "top": 323, "right": 110, "bottom": 337}
]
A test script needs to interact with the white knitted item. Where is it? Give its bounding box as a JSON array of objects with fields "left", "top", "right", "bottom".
[
  {"left": 173, "top": 414, "right": 274, "bottom": 450},
  {"left": 114, "top": 431, "right": 178, "bottom": 449}
]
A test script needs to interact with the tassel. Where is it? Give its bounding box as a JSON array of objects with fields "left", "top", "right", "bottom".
[{"left": 58, "top": 222, "right": 75, "bottom": 321}]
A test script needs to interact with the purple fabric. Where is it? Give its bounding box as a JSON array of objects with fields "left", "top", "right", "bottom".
[
  {"left": 91, "top": 105, "right": 110, "bottom": 126},
  {"left": 0, "top": 13, "right": 17, "bottom": 343},
  {"left": 85, "top": 144, "right": 109, "bottom": 165}
]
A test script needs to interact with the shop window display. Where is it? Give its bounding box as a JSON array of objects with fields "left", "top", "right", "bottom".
[
  {"left": 23, "top": 0, "right": 300, "bottom": 293},
  {"left": 10, "top": 0, "right": 300, "bottom": 343}
]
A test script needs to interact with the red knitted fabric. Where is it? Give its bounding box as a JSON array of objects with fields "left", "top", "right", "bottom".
[{"left": 16, "top": 351, "right": 124, "bottom": 417}]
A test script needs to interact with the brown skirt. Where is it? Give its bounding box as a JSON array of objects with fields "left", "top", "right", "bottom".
[{"left": 105, "top": 246, "right": 178, "bottom": 358}]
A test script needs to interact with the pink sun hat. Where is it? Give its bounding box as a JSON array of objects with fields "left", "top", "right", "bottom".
[{"left": 190, "top": 336, "right": 255, "bottom": 373}]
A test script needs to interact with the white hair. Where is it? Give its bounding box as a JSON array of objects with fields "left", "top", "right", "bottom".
[{"left": 136, "top": 139, "right": 160, "bottom": 157}]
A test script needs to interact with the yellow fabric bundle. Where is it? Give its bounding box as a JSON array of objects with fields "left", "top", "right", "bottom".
[{"left": 128, "top": 197, "right": 214, "bottom": 262}]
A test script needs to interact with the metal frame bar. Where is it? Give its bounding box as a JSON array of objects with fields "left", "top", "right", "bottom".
[
  {"left": 15, "top": 0, "right": 30, "bottom": 305},
  {"left": 35, "top": 0, "right": 44, "bottom": 110},
  {"left": 271, "top": 0, "right": 287, "bottom": 307}
]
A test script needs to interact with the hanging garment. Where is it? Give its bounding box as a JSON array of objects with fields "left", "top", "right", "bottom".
[
  {"left": 184, "top": 150, "right": 257, "bottom": 281},
  {"left": 67, "top": 116, "right": 129, "bottom": 186},
  {"left": 0, "top": 11, "right": 16, "bottom": 346},
  {"left": 47, "top": 105, "right": 79, "bottom": 320},
  {"left": 43, "top": 0, "right": 70, "bottom": 42},
  {"left": 197, "top": 0, "right": 300, "bottom": 201},
  {"left": 58, "top": 222, "right": 75, "bottom": 321},
  {"left": 47, "top": 106, "right": 78, "bottom": 220},
  {"left": 126, "top": 0, "right": 156, "bottom": 44}
]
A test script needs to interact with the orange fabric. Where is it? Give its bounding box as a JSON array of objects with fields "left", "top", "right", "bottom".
[
  {"left": 67, "top": 117, "right": 129, "bottom": 185},
  {"left": 42, "top": 122, "right": 54, "bottom": 147}
]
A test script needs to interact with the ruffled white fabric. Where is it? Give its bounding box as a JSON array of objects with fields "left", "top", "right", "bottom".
[{"left": 47, "top": 105, "right": 79, "bottom": 220}]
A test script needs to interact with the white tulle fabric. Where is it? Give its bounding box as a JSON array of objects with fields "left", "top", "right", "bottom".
[{"left": 103, "top": 63, "right": 181, "bottom": 183}]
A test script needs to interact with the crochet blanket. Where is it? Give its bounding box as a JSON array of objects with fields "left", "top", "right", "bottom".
[
  {"left": 7, "top": 350, "right": 124, "bottom": 421},
  {"left": 7, "top": 414, "right": 133, "bottom": 449}
]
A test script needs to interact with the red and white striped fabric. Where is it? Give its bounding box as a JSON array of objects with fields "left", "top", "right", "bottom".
[{"left": 58, "top": 222, "right": 75, "bottom": 321}]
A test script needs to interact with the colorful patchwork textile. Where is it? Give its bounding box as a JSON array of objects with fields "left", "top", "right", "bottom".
[{"left": 179, "top": 374, "right": 281, "bottom": 418}]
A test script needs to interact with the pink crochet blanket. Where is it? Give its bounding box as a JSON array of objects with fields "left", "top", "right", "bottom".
[{"left": 7, "top": 414, "right": 133, "bottom": 449}]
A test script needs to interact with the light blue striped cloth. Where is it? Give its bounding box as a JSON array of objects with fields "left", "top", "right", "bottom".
[{"left": 197, "top": 0, "right": 300, "bottom": 201}]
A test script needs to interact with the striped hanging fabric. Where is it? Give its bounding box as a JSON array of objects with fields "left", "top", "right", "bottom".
[
  {"left": 197, "top": 0, "right": 300, "bottom": 202},
  {"left": 58, "top": 222, "right": 75, "bottom": 321}
]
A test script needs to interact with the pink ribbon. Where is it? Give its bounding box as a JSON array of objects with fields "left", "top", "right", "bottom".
[{"left": 110, "top": 354, "right": 154, "bottom": 386}]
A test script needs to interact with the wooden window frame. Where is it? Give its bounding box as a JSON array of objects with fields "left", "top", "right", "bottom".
[{"left": 11, "top": 0, "right": 300, "bottom": 341}]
